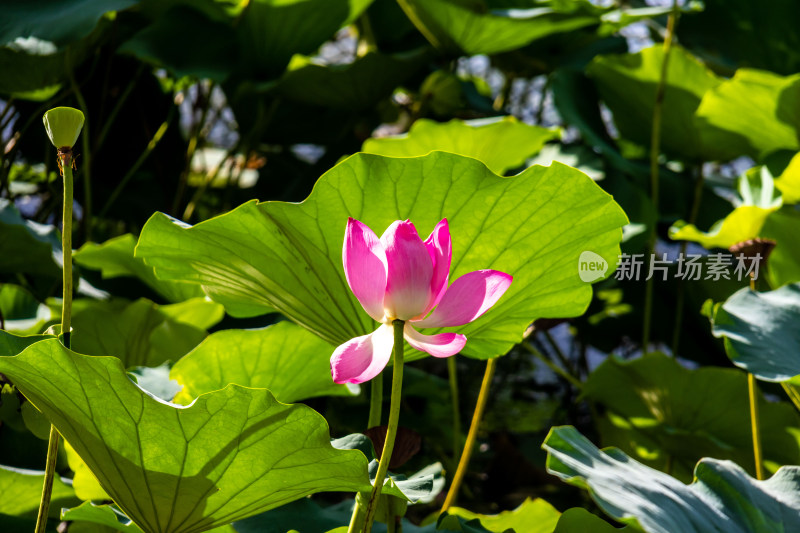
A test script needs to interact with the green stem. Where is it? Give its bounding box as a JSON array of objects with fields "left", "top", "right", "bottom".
[
  {"left": 671, "top": 165, "right": 705, "bottom": 354},
  {"left": 543, "top": 330, "right": 576, "bottom": 376},
  {"left": 522, "top": 342, "right": 582, "bottom": 389},
  {"left": 396, "top": 0, "right": 442, "bottom": 49},
  {"left": 347, "top": 493, "right": 367, "bottom": 533},
  {"left": 35, "top": 151, "right": 73, "bottom": 533},
  {"left": 748, "top": 373, "right": 764, "bottom": 480},
  {"left": 643, "top": 0, "right": 680, "bottom": 355},
  {"left": 747, "top": 274, "right": 764, "bottom": 480},
  {"left": 60, "top": 156, "right": 74, "bottom": 347},
  {"left": 368, "top": 372, "right": 383, "bottom": 429},
  {"left": 781, "top": 383, "right": 800, "bottom": 414},
  {"left": 447, "top": 356, "right": 461, "bottom": 465},
  {"left": 441, "top": 357, "right": 497, "bottom": 512},
  {"left": 362, "top": 320, "right": 405, "bottom": 533}
]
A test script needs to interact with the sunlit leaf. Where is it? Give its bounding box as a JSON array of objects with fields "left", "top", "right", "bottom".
[
  {"left": 0, "top": 339, "right": 385, "bottom": 533},
  {"left": 171, "top": 322, "right": 353, "bottom": 405},
  {"left": 444, "top": 498, "right": 561, "bottom": 533},
  {"left": 0, "top": 330, "right": 50, "bottom": 357},
  {"left": 70, "top": 297, "right": 222, "bottom": 368},
  {"left": 774, "top": 152, "right": 800, "bottom": 204},
  {"left": 362, "top": 117, "right": 558, "bottom": 175},
  {"left": 762, "top": 207, "right": 800, "bottom": 287},
  {"left": 668, "top": 205, "right": 778, "bottom": 249},
  {"left": 587, "top": 45, "right": 722, "bottom": 161},
  {"left": 75, "top": 234, "right": 205, "bottom": 303},
  {"left": 64, "top": 440, "right": 110, "bottom": 501},
  {"left": 61, "top": 502, "right": 143, "bottom": 532},
  {"left": 0, "top": 465, "right": 79, "bottom": 518},
  {"left": 711, "top": 283, "right": 800, "bottom": 382},
  {"left": 543, "top": 426, "right": 800, "bottom": 533},
  {"left": 136, "top": 152, "right": 627, "bottom": 360},
  {"left": 695, "top": 70, "right": 800, "bottom": 161}
]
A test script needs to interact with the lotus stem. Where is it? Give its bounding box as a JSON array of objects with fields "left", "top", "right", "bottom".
[
  {"left": 643, "top": 0, "right": 680, "bottom": 355},
  {"left": 447, "top": 356, "right": 461, "bottom": 465},
  {"left": 748, "top": 373, "right": 764, "bottom": 480},
  {"left": 441, "top": 357, "right": 497, "bottom": 512},
  {"left": 361, "top": 320, "right": 405, "bottom": 533},
  {"left": 368, "top": 372, "right": 383, "bottom": 429},
  {"left": 35, "top": 149, "right": 74, "bottom": 533}
]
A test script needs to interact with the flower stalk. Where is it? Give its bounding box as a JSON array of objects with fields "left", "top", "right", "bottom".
[
  {"left": 35, "top": 147, "right": 73, "bottom": 533},
  {"left": 36, "top": 107, "right": 83, "bottom": 533},
  {"left": 361, "top": 320, "right": 405, "bottom": 533},
  {"left": 368, "top": 373, "right": 383, "bottom": 429}
]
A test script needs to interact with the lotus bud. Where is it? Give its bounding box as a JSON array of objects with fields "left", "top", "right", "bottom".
[{"left": 42, "top": 107, "right": 85, "bottom": 151}]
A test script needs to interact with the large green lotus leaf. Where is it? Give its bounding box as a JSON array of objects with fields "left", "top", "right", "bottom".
[
  {"left": 695, "top": 70, "right": 800, "bottom": 161},
  {"left": 543, "top": 426, "right": 800, "bottom": 533},
  {"left": 582, "top": 352, "right": 800, "bottom": 479},
  {"left": 236, "top": 0, "right": 373, "bottom": 78},
  {"left": 0, "top": 198, "right": 61, "bottom": 278},
  {"left": 774, "top": 152, "right": 800, "bottom": 204},
  {"left": 136, "top": 152, "right": 627, "bottom": 360},
  {"left": 0, "top": 339, "right": 384, "bottom": 533},
  {"left": 553, "top": 508, "right": 633, "bottom": 532},
  {"left": 272, "top": 50, "right": 429, "bottom": 111},
  {"left": 762, "top": 207, "right": 800, "bottom": 287},
  {"left": 75, "top": 234, "right": 205, "bottom": 303},
  {"left": 711, "top": 284, "right": 800, "bottom": 382},
  {"left": 70, "top": 297, "right": 222, "bottom": 368},
  {"left": 170, "top": 322, "right": 353, "bottom": 405},
  {"left": 586, "top": 45, "right": 722, "bottom": 161},
  {"left": 444, "top": 498, "right": 560, "bottom": 533},
  {"left": 0, "top": 0, "right": 136, "bottom": 47},
  {"left": 361, "top": 117, "right": 558, "bottom": 175},
  {"left": 398, "top": 0, "right": 603, "bottom": 56},
  {"left": 0, "top": 465, "right": 79, "bottom": 518}
]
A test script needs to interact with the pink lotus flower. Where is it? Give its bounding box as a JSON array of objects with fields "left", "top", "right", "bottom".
[{"left": 331, "top": 218, "right": 512, "bottom": 384}]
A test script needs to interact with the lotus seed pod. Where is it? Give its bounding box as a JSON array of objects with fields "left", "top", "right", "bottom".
[{"left": 42, "top": 107, "right": 85, "bottom": 150}]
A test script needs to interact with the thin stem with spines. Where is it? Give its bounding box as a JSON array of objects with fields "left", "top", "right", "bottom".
[
  {"left": 35, "top": 150, "right": 74, "bottom": 533},
  {"left": 643, "top": 0, "right": 680, "bottom": 355},
  {"left": 360, "top": 320, "right": 405, "bottom": 533}
]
